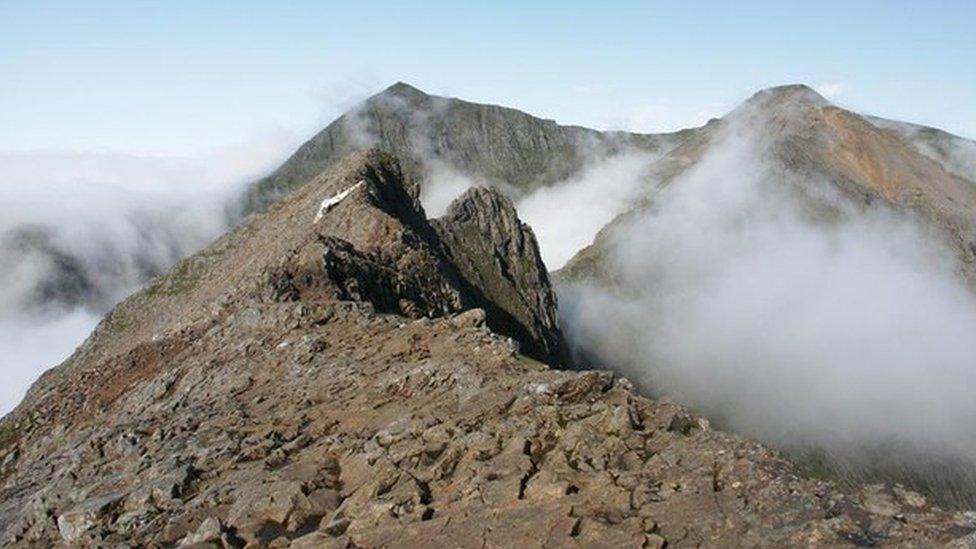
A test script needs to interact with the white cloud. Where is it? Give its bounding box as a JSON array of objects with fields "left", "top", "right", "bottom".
[
  {"left": 516, "top": 152, "right": 653, "bottom": 269},
  {"left": 0, "top": 132, "right": 299, "bottom": 416},
  {"left": 560, "top": 114, "right": 976, "bottom": 496}
]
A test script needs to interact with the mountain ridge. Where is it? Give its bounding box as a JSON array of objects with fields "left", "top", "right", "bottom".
[
  {"left": 3, "top": 149, "right": 975, "bottom": 546},
  {"left": 5, "top": 82, "right": 976, "bottom": 545}
]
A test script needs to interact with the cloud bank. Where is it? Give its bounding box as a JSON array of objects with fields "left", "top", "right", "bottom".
[
  {"left": 557, "top": 120, "right": 976, "bottom": 502},
  {"left": 0, "top": 136, "right": 296, "bottom": 414}
]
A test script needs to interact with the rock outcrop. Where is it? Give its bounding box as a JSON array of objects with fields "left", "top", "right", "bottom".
[
  {"left": 1, "top": 150, "right": 974, "bottom": 547},
  {"left": 434, "top": 187, "right": 568, "bottom": 365}
]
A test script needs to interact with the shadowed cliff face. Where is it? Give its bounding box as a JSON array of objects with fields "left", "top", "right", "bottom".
[
  {"left": 434, "top": 187, "right": 569, "bottom": 365},
  {"left": 2, "top": 150, "right": 974, "bottom": 548}
]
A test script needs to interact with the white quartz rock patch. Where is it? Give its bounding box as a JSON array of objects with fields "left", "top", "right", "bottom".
[{"left": 314, "top": 180, "right": 365, "bottom": 223}]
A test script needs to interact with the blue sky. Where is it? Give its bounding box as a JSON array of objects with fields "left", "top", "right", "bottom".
[{"left": 2, "top": 1, "right": 975, "bottom": 156}]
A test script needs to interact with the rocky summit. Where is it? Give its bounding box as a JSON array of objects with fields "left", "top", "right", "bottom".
[{"left": 1, "top": 150, "right": 975, "bottom": 547}]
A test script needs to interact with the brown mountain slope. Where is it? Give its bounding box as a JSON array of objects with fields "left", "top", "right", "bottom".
[{"left": 2, "top": 151, "right": 975, "bottom": 547}]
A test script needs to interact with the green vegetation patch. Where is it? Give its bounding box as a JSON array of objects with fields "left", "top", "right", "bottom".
[{"left": 145, "top": 259, "right": 200, "bottom": 298}]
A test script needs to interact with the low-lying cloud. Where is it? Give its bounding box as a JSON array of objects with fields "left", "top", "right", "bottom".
[
  {"left": 558, "top": 120, "right": 976, "bottom": 500},
  {"left": 0, "top": 136, "right": 296, "bottom": 414},
  {"left": 0, "top": 310, "right": 100, "bottom": 414}
]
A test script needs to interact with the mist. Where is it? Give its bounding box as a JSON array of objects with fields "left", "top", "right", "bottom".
[
  {"left": 515, "top": 152, "right": 652, "bottom": 269},
  {"left": 0, "top": 138, "right": 296, "bottom": 414},
  {"left": 556, "top": 119, "right": 976, "bottom": 501}
]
